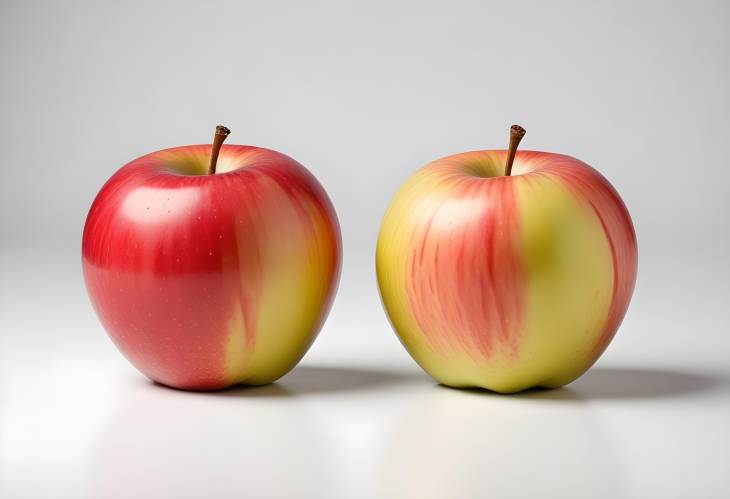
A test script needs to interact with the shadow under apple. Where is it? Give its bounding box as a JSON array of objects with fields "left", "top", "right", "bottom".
[
  {"left": 567, "top": 367, "right": 720, "bottom": 399},
  {"left": 150, "top": 365, "right": 429, "bottom": 398},
  {"left": 438, "top": 366, "right": 721, "bottom": 401},
  {"left": 147, "top": 365, "right": 721, "bottom": 401}
]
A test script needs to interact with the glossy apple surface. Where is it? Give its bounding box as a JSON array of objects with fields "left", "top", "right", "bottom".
[
  {"left": 377, "top": 150, "right": 637, "bottom": 393},
  {"left": 83, "top": 145, "right": 341, "bottom": 390}
]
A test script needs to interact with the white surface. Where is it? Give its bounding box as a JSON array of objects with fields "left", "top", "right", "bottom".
[{"left": 1, "top": 246, "right": 729, "bottom": 499}]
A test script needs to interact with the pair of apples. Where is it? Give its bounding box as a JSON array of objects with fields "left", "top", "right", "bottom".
[{"left": 83, "top": 126, "right": 637, "bottom": 393}]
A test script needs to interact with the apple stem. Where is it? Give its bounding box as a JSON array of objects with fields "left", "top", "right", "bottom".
[
  {"left": 504, "top": 124, "right": 526, "bottom": 176},
  {"left": 208, "top": 125, "right": 231, "bottom": 175}
]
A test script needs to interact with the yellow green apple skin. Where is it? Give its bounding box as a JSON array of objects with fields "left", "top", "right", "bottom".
[{"left": 376, "top": 150, "right": 637, "bottom": 393}]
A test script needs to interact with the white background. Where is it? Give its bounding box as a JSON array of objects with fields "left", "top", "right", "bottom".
[{"left": 1, "top": 1, "right": 729, "bottom": 498}]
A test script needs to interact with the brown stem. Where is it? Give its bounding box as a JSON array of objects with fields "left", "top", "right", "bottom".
[
  {"left": 504, "top": 124, "right": 526, "bottom": 176},
  {"left": 208, "top": 125, "right": 231, "bottom": 175}
]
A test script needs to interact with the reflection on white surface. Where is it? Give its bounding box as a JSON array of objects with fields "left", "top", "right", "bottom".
[
  {"left": 381, "top": 386, "right": 619, "bottom": 498},
  {"left": 91, "top": 381, "right": 329, "bottom": 499},
  {"left": 0, "top": 355, "right": 117, "bottom": 496},
  {"left": 89, "top": 366, "right": 419, "bottom": 499},
  {"left": 2, "top": 357, "right": 730, "bottom": 498}
]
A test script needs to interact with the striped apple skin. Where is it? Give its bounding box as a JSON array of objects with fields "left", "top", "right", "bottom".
[
  {"left": 376, "top": 150, "right": 637, "bottom": 393},
  {"left": 83, "top": 145, "right": 341, "bottom": 390}
]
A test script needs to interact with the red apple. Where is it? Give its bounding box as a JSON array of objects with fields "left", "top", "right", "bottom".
[{"left": 83, "top": 127, "right": 341, "bottom": 390}]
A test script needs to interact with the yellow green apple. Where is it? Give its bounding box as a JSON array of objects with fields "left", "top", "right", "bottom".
[{"left": 376, "top": 126, "right": 637, "bottom": 393}]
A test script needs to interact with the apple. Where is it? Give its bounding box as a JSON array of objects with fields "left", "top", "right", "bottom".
[
  {"left": 376, "top": 126, "right": 637, "bottom": 393},
  {"left": 83, "top": 126, "right": 341, "bottom": 390}
]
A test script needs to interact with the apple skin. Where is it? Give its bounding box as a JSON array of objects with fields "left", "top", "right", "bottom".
[
  {"left": 83, "top": 145, "right": 341, "bottom": 390},
  {"left": 376, "top": 150, "right": 637, "bottom": 393}
]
